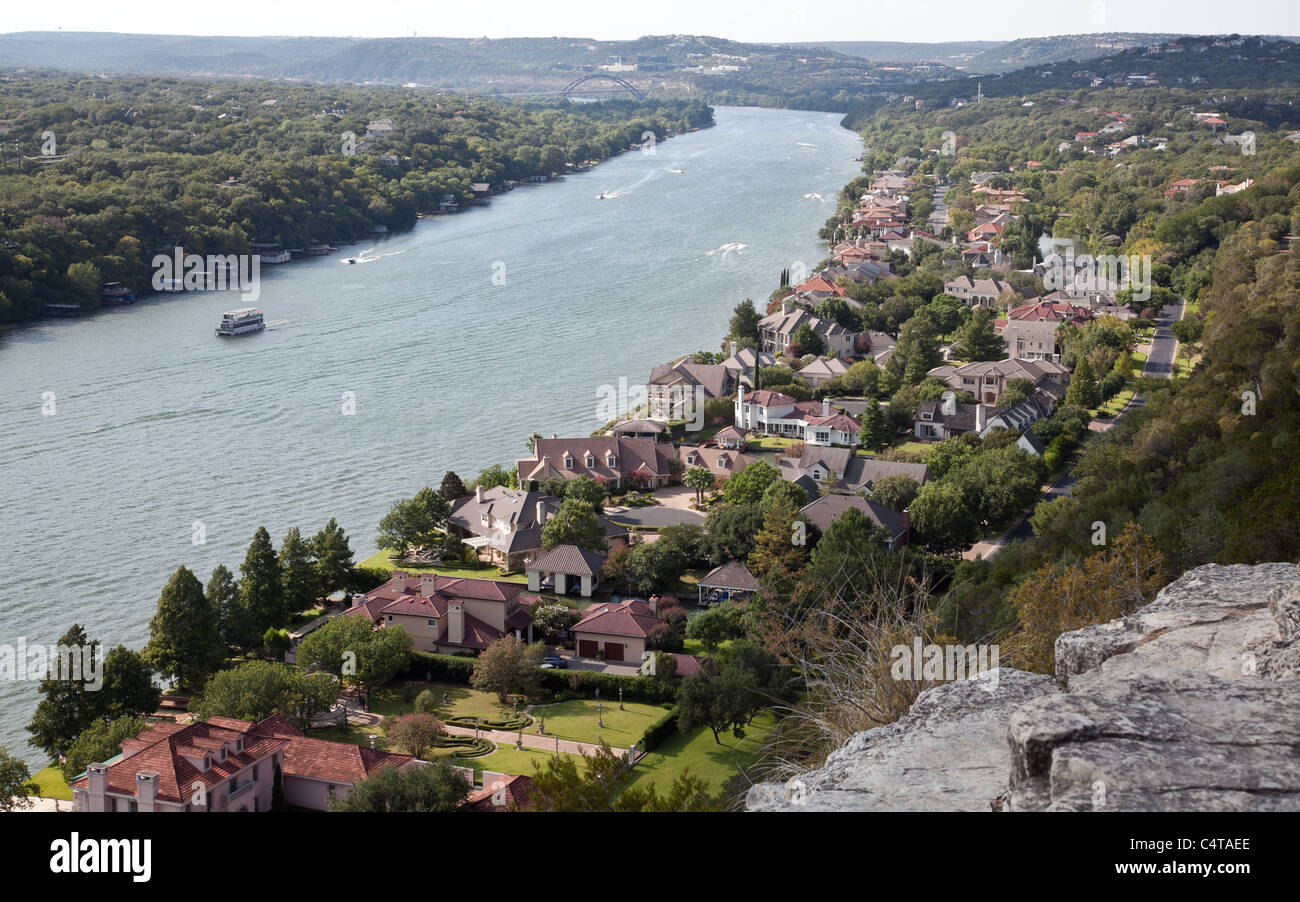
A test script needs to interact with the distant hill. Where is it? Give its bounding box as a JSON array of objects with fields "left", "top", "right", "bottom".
[
  {"left": 960, "top": 33, "right": 1185, "bottom": 72},
  {"left": 801, "top": 41, "right": 1001, "bottom": 66}
]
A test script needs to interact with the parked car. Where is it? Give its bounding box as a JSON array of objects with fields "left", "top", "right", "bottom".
[{"left": 542, "top": 654, "right": 568, "bottom": 669}]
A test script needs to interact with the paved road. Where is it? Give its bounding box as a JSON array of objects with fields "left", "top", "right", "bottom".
[{"left": 1142, "top": 298, "right": 1185, "bottom": 378}]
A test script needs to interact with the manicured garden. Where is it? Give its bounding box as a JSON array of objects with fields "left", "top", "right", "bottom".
[
  {"left": 530, "top": 697, "right": 670, "bottom": 747},
  {"left": 620, "top": 710, "right": 779, "bottom": 797}
]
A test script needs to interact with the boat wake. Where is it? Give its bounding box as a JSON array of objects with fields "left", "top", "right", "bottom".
[
  {"left": 706, "top": 242, "right": 747, "bottom": 257},
  {"left": 803, "top": 192, "right": 824, "bottom": 201},
  {"left": 796, "top": 141, "right": 818, "bottom": 148}
]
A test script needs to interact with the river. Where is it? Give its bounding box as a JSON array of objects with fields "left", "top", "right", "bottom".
[{"left": 0, "top": 105, "right": 863, "bottom": 766}]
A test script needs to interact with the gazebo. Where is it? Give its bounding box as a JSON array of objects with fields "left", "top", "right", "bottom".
[
  {"left": 526, "top": 544, "right": 606, "bottom": 598},
  {"left": 697, "top": 561, "right": 761, "bottom": 606}
]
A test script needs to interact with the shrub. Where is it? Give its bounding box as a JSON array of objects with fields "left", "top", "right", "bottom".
[
  {"left": 404, "top": 651, "right": 477, "bottom": 684},
  {"left": 414, "top": 689, "right": 439, "bottom": 714},
  {"left": 640, "top": 707, "right": 680, "bottom": 752}
]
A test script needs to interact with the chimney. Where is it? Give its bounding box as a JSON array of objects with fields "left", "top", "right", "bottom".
[
  {"left": 976, "top": 403, "right": 987, "bottom": 433},
  {"left": 420, "top": 572, "right": 437, "bottom": 596},
  {"left": 941, "top": 393, "right": 957, "bottom": 416},
  {"left": 475, "top": 485, "right": 485, "bottom": 503},
  {"left": 536, "top": 501, "right": 547, "bottom": 525},
  {"left": 728, "top": 340, "right": 737, "bottom": 358},
  {"left": 648, "top": 595, "right": 658, "bottom": 614},
  {"left": 86, "top": 763, "right": 109, "bottom": 812},
  {"left": 136, "top": 771, "right": 160, "bottom": 812},
  {"left": 902, "top": 507, "right": 911, "bottom": 541},
  {"left": 391, "top": 570, "right": 408, "bottom": 591},
  {"left": 449, "top": 601, "right": 465, "bottom": 645},
  {"left": 822, "top": 398, "right": 831, "bottom": 417},
  {"left": 781, "top": 300, "right": 789, "bottom": 315}
]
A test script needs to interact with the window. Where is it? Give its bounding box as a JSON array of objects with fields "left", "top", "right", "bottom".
[
  {"left": 252, "top": 764, "right": 259, "bottom": 781},
  {"left": 606, "top": 452, "right": 616, "bottom": 467},
  {"left": 585, "top": 454, "right": 594, "bottom": 468},
  {"left": 128, "top": 800, "right": 138, "bottom": 813},
  {"left": 386, "top": 614, "right": 393, "bottom": 623},
  {"left": 563, "top": 455, "right": 573, "bottom": 470},
  {"left": 921, "top": 412, "right": 932, "bottom": 420},
  {"left": 427, "top": 618, "right": 437, "bottom": 627}
]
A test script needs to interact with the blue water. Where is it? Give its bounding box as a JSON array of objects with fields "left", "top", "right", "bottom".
[{"left": 0, "top": 105, "right": 863, "bottom": 765}]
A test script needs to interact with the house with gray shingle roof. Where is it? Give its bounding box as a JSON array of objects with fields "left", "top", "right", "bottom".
[{"left": 799, "top": 493, "right": 910, "bottom": 550}]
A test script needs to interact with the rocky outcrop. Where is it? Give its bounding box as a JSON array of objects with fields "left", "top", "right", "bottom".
[
  {"left": 748, "top": 562, "right": 1300, "bottom": 812},
  {"left": 747, "top": 669, "right": 1059, "bottom": 811}
]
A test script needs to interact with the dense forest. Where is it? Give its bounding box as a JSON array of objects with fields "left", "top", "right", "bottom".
[{"left": 0, "top": 73, "right": 712, "bottom": 323}]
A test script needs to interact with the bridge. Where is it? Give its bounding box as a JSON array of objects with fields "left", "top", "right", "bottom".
[{"left": 559, "top": 73, "right": 646, "bottom": 101}]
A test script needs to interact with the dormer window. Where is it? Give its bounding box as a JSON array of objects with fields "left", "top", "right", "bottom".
[
  {"left": 686, "top": 453, "right": 696, "bottom": 465},
  {"left": 606, "top": 452, "right": 616, "bottom": 467},
  {"left": 922, "top": 412, "right": 933, "bottom": 420},
  {"left": 585, "top": 453, "right": 595, "bottom": 468},
  {"left": 564, "top": 455, "right": 574, "bottom": 470},
  {"left": 481, "top": 512, "right": 489, "bottom": 525}
]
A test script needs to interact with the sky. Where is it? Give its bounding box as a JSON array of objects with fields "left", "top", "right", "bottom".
[{"left": 5, "top": 0, "right": 1299, "bottom": 44}]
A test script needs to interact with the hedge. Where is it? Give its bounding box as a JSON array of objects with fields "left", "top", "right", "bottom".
[
  {"left": 536, "top": 668, "right": 679, "bottom": 705},
  {"left": 446, "top": 714, "right": 531, "bottom": 731},
  {"left": 640, "top": 707, "right": 680, "bottom": 752},
  {"left": 403, "top": 651, "right": 477, "bottom": 684},
  {"left": 435, "top": 735, "right": 494, "bottom": 758}
]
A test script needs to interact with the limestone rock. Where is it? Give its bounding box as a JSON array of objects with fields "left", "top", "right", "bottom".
[{"left": 746, "top": 669, "right": 1059, "bottom": 811}]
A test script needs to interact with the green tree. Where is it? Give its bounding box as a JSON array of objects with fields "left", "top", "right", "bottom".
[
  {"left": 676, "top": 662, "right": 757, "bottom": 744},
  {"left": 206, "top": 564, "right": 244, "bottom": 651},
  {"left": 724, "top": 459, "right": 780, "bottom": 505},
  {"left": 1065, "top": 356, "right": 1100, "bottom": 409},
  {"left": 294, "top": 615, "right": 410, "bottom": 709},
  {"left": 685, "top": 603, "right": 745, "bottom": 652},
  {"left": 192, "top": 660, "right": 336, "bottom": 729},
  {"left": 531, "top": 603, "right": 581, "bottom": 642},
  {"left": 99, "top": 646, "right": 158, "bottom": 718},
  {"left": 703, "top": 503, "right": 765, "bottom": 562},
  {"left": 61, "top": 716, "right": 151, "bottom": 783},
  {"left": 789, "top": 322, "right": 825, "bottom": 357},
  {"left": 684, "top": 465, "right": 714, "bottom": 505},
  {"left": 236, "top": 526, "right": 285, "bottom": 642},
  {"left": 384, "top": 712, "right": 446, "bottom": 759},
  {"left": 747, "top": 498, "right": 809, "bottom": 583},
  {"left": 278, "top": 526, "right": 318, "bottom": 613},
  {"left": 25, "top": 624, "right": 102, "bottom": 759},
  {"left": 471, "top": 638, "right": 545, "bottom": 703},
  {"left": 376, "top": 487, "right": 450, "bottom": 555},
  {"left": 329, "top": 760, "right": 470, "bottom": 812},
  {"left": 564, "top": 474, "right": 607, "bottom": 511},
  {"left": 728, "top": 298, "right": 762, "bottom": 344},
  {"left": 143, "top": 567, "right": 224, "bottom": 691},
  {"left": 910, "top": 481, "right": 980, "bottom": 554},
  {"left": 541, "top": 498, "right": 606, "bottom": 551},
  {"left": 313, "top": 518, "right": 355, "bottom": 595},
  {"left": 868, "top": 474, "right": 920, "bottom": 513},
  {"left": 950, "top": 307, "right": 1006, "bottom": 362},
  {"left": 0, "top": 749, "right": 37, "bottom": 811},
  {"left": 624, "top": 540, "right": 688, "bottom": 593},
  {"left": 438, "top": 470, "right": 468, "bottom": 502},
  {"left": 858, "top": 401, "right": 892, "bottom": 450}
]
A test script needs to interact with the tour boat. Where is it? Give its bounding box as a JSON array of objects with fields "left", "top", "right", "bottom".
[
  {"left": 100, "top": 282, "right": 136, "bottom": 305},
  {"left": 215, "top": 308, "right": 265, "bottom": 336}
]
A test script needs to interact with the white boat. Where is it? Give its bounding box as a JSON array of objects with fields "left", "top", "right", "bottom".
[{"left": 215, "top": 308, "right": 265, "bottom": 336}]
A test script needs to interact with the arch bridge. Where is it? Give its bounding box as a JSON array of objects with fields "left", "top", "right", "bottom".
[{"left": 559, "top": 73, "right": 646, "bottom": 101}]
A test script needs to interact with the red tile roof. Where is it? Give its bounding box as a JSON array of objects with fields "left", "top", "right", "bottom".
[
  {"left": 465, "top": 774, "right": 538, "bottom": 811},
  {"left": 572, "top": 599, "right": 663, "bottom": 639}
]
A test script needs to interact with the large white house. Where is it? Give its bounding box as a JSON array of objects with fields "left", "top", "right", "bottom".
[{"left": 734, "top": 389, "right": 861, "bottom": 447}]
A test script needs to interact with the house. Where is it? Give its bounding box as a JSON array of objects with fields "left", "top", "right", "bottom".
[
  {"left": 792, "top": 274, "right": 848, "bottom": 302},
  {"left": 609, "top": 418, "right": 667, "bottom": 440},
  {"left": 966, "top": 222, "right": 1005, "bottom": 243},
  {"left": 721, "top": 347, "right": 776, "bottom": 388},
  {"left": 734, "top": 392, "right": 861, "bottom": 447},
  {"left": 571, "top": 598, "right": 664, "bottom": 662},
  {"left": 678, "top": 444, "right": 754, "bottom": 481},
  {"left": 798, "top": 357, "right": 850, "bottom": 388},
  {"left": 696, "top": 561, "right": 761, "bottom": 606},
  {"left": 1164, "top": 177, "right": 1203, "bottom": 197},
  {"left": 447, "top": 485, "right": 627, "bottom": 571},
  {"left": 647, "top": 357, "right": 733, "bottom": 420},
  {"left": 927, "top": 358, "right": 1070, "bottom": 404},
  {"left": 982, "top": 391, "right": 1055, "bottom": 434},
  {"left": 798, "top": 494, "right": 910, "bottom": 550},
  {"left": 1217, "top": 178, "right": 1255, "bottom": 196},
  {"left": 943, "top": 275, "right": 1013, "bottom": 308},
  {"left": 915, "top": 396, "right": 997, "bottom": 441},
  {"left": 526, "top": 544, "right": 606, "bottom": 597},
  {"left": 758, "top": 303, "right": 860, "bottom": 358},
  {"left": 777, "top": 445, "right": 929, "bottom": 497},
  {"left": 518, "top": 436, "right": 675, "bottom": 490},
  {"left": 344, "top": 571, "right": 540, "bottom": 652},
  {"left": 997, "top": 301, "right": 1092, "bottom": 362},
  {"left": 71, "top": 714, "right": 415, "bottom": 812},
  {"left": 713, "top": 425, "right": 749, "bottom": 450}
]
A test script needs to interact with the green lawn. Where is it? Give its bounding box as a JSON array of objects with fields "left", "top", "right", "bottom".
[
  {"left": 368, "top": 681, "right": 529, "bottom": 723},
  {"left": 360, "top": 549, "right": 527, "bottom": 583},
  {"left": 450, "top": 743, "right": 585, "bottom": 778},
  {"left": 747, "top": 435, "right": 803, "bottom": 450},
  {"left": 531, "top": 697, "right": 670, "bottom": 747},
  {"left": 1092, "top": 388, "right": 1135, "bottom": 418},
  {"left": 32, "top": 764, "right": 73, "bottom": 801},
  {"left": 888, "top": 440, "right": 933, "bottom": 459},
  {"left": 622, "top": 710, "right": 779, "bottom": 797}
]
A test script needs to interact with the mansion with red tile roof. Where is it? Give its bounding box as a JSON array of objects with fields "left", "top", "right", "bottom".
[
  {"left": 344, "top": 571, "right": 539, "bottom": 652},
  {"left": 71, "top": 714, "right": 415, "bottom": 812}
]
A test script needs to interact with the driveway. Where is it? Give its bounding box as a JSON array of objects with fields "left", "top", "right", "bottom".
[{"left": 604, "top": 505, "right": 705, "bottom": 528}]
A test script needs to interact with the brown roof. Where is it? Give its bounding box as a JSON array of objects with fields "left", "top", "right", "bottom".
[
  {"left": 528, "top": 544, "right": 606, "bottom": 577},
  {"left": 699, "top": 561, "right": 761, "bottom": 591},
  {"left": 572, "top": 599, "right": 663, "bottom": 639},
  {"left": 465, "top": 774, "right": 538, "bottom": 812}
]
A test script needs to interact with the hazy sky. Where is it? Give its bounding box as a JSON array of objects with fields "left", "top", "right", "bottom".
[{"left": 7, "top": 0, "right": 1299, "bottom": 44}]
